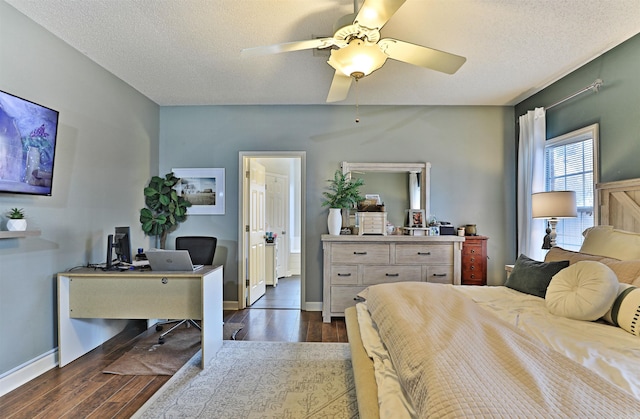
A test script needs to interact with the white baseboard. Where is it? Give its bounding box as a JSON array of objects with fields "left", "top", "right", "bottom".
[
  {"left": 0, "top": 349, "right": 58, "bottom": 397},
  {"left": 223, "top": 300, "right": 239, "bottom": 310},
  {"left": 303, "top": 302, "right": 322, "bottom": 311}
]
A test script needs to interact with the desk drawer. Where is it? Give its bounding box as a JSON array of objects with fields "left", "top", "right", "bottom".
[
  {"left": 68, "top": 276, "right": 202, "bottom": 319},
  {"left": 395, "top": 244, "right": 452, "bottom": 264},
  {"left": 330, "top": 265, "right": 359, "bottom": 284},
  {"left": 331, "top": 243, "right": 390, "bottom": 264},
  {"left": 363, "top": 265, "right": 421, "bottom": 284}
]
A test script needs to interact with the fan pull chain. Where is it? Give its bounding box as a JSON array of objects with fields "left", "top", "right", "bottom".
[{"left": 354, "top": 76, "right": 360, "bottom": 123}]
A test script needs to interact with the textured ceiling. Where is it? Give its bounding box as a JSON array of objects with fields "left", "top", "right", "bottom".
[{"left": 6, "top": 0, "right": 640, "bottom": 106}]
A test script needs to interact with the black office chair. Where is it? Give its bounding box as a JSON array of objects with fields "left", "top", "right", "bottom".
[{"left": 156, "top": 236, "right": 217, "bottom": 344}]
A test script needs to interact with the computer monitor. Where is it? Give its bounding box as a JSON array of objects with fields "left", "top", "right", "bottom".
[
  {"left": 105, "top": 226, "right": 132, "bottom": 270},
  {"left": 114, "top": 226, "right": 132, "bottom": 264}
]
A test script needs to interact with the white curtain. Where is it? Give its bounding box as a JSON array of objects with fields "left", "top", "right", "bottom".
[
  {"left": 517, "top": 107, "right": 546, "bottom": 261},
  {"left": 409, "top": 172, "right": 420, "bottom": 209}
]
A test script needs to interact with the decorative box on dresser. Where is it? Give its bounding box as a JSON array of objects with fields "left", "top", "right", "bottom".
[
  {"left": 461, "top": 235, "right": 488, "bottom": 286},
  {"left": 321, "top": 234, "right": 464, "bottom": 323}
]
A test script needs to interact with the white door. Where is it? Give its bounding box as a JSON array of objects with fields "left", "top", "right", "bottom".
[
  {"left": 248, "top": 160, "right": 266, "bottom": 305},
  {"left": 266, "top": 173, "right": 289, "bottom": 278}
]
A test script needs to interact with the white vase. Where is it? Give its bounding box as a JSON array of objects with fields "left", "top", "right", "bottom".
[
  {"left": 327, "top": 208, "right": 342, "bottom": 235},
  {"left": 7, "top": 219, "right": 27, "bottom": 231}
]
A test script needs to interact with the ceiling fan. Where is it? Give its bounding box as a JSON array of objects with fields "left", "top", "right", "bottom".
[{"left": 241, "top": 0, "right": 466, "bottom": 103}]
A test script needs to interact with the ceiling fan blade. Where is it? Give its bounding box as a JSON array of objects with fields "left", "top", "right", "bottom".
[
  {"left": 378, "top": 38, "right": 466, "bottom": 74},
  {"left": 241, "top": 37, "right": 337, "bottom": 57},
  {"left": 355, "top": 0, "right": 406, "bottom": 30},
  {"left": 326, "top": 71, "right": 353, "bottom": 102}
]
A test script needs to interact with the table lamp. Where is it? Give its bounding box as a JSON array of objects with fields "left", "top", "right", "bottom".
[{"left": 532, "top": 191, "right": 577, "bottom": 249}]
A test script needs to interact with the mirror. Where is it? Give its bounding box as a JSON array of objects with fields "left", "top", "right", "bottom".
[{"left": 341, "top": 162, "right": 431, "bottom": 228}]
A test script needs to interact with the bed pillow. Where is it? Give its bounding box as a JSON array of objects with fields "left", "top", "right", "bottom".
[
  {"left": 545, "top": 261, "right": 619, "bottom": 321},
  {"left": 580, "top": 225, "right": 640, "bottom": 260},
  {"left": 544, "top": 246, "right": 640, "bottom": 286},
  {"left": 504, "top": 254, "right": 569, "bottom": 298},
  {"left": 603, "top": 284, "right": 640, "bottom": 336}
]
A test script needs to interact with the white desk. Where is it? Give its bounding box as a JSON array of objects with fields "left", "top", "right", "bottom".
[{"left": 57, "top": 265, "right": 223, "bottom": 368}]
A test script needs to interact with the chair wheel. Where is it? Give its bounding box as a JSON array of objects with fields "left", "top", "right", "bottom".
[
  {"left": 158, "top": 337, "right": 165, "bottom": 344},
  {"left": 156, "top": 325, "right": 163, "bottom": 331}
]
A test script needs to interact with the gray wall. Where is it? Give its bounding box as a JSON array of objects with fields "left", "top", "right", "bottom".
[
  {"left": 0, "top": 2, "right": 159, "bottom": 376},
  {"left": 159, "top": 105, "right": 516, "bottom": 304},
  {"left": 515, "top": 33, "right": 640, "bottom": 184}
]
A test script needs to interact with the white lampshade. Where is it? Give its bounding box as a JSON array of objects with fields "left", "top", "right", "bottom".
[
  {"left": 531, "top": 191, "right": 577, "bottom": 219},
  {"left": 328, "top": 39, "right": 387, "bottom": 78}
]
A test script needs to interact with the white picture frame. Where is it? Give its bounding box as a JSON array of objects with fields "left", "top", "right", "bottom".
[
  {"left": 172, "top": 168, "right": 225, "bottom": 215},
  {"left": 407, "top": 209, "right": 425, "bottom": 228}
]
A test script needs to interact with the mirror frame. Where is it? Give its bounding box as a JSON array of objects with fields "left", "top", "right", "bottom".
[{"left": 341, "top": 162, "right": 431, "bottom": 217}]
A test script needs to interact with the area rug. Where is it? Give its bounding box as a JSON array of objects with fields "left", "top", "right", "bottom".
[
  {"left": 132, "top": 341, "right": 358, "bottom": 418},
  {"left": 103, "top": 323, "right": 244, "bottom": 375},
  {"left": 103, "top": 324, "right": 201, "bottom": 375}
]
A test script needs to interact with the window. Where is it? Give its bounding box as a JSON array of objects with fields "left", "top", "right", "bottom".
[{"left": 544, "top": 124, "right": 599, "bottom": 251}]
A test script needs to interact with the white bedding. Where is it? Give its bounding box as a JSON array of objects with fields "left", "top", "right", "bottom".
[{"left": 357, "top": 284, "right": 640, "bottom": 418}]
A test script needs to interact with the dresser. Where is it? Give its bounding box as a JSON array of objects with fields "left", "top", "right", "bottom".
[
  {"left": 461, "top": 235, "right": 489, "bottom": 286},
  {"left": 265, "top": 242, "right": 278, "bottom": 286},
  {"left": 321, "top": 235, "right": 464, "bottom": 322}
]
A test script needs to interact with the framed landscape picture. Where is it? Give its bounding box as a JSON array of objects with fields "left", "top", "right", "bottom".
[{"left": 173, "top": 168, "right": 225, "bottom": 215}]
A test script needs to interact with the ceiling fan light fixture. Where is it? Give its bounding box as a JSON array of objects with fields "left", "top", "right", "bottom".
[{"left": 328, "top": 39, "right": 387, "bottom": 78}]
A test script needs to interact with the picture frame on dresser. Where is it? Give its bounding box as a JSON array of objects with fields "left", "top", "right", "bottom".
[{"left": 408, "top": 209, "right": 425, "bottom": 228}]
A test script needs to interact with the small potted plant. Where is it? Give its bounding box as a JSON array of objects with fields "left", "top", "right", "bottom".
[
  {"left": 321, "top": 170, "right": 364, "bottom": 235},
  {"left": 7, "top": 208, "right": 27, "bottom": 231}
]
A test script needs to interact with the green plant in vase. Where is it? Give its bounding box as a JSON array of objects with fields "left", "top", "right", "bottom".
[
  {"left": 139, "top": 172, "right": 192, "bottom": 248},
  {"left": 322, "top": 169, "right": 364, "bottom": 235}
]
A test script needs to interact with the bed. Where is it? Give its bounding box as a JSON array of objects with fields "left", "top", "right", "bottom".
[{"left": 345, "top": 178, "right": 640, "bottom": 418}]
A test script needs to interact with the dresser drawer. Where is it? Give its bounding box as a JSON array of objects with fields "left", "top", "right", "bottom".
[
  {"left": 463, "top": 243, "right": 483, "bottom": 256},
  {"left": 462, "top": 271, "right": 484, "bottom": 286},
  {"left": 425, "top": 265, "right": 454, "bottom": 284},
  {"left": 330, "top": 286, "right": 366, "bottom": 312},
  {"left": 395, "top": 244, "right": 453, "bottom": 264},
  {"left": 330, "top": 265, "right": 358, "bottom": 284},
  {"left": 363, "top": 265, "right": 422, "bottom": 284},
  {"left": 331, "top": 243, "right": 390, "bottom": 264}
]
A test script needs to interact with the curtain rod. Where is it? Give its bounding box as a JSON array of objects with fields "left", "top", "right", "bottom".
[{"left": 545, "top": 78, "right": 603, "bottom": 111}]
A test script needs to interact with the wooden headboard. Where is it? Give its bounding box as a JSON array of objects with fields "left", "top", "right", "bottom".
[{"left": 596, "top": 178, "right": 640, "bottom": 233}]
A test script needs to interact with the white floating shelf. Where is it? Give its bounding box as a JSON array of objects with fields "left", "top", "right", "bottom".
[{"left": 0, "top": 230, "right": 41, "bottom": 239}]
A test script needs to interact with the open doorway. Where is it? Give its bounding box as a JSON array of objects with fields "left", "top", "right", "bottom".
[{"left": 238, "top": 152, "right": 305, "bottom": 310}]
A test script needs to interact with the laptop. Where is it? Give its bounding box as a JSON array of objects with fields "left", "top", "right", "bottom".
[{"left": 145, "top": 249, "right": 204, "bottom": 271}]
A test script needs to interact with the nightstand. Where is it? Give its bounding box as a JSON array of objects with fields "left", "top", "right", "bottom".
[{"left": 461, "top": 235, "right": 488, "bottom": 285}]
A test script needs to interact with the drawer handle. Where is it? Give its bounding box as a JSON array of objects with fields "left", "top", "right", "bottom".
[
  {"left": 470, "top": 266, "right": 475, "bottom": 270},
  {"left": 385, "top": 273, "right": 400, "bottom": 277},
  {"left": 417, "top": 252, "right": 431, "bottom": 256},
  {"left": 337, "top": 273, "right": 352, "bottom": 277},
  {"left": 432, "top": 273, "right": 447, "bottom": 277},
  {"left": 470, "top": 249, "right": 476, "bottom": 254},
  {"left": 353, "top": 251, "right": 368, "bottom": 255}
]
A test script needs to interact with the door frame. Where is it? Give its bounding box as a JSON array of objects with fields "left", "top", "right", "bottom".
[{"left": 238, "top": 151, "right": 306, "bottom": 310}]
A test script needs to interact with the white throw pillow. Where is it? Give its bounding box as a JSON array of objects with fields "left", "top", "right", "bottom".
[
  {"left": 603, "top": 284, "right": 640, "bottom": 336},
  {"left": 580, "top": 225, "right": 640, "bottom": 260},
  {"left": 545, "top": 261, "right": 619, "bottom": 321}
]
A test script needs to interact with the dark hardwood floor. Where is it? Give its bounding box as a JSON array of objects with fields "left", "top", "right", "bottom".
[{"left": 0, "top": 308, "right": 347, "bottom": 419}]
